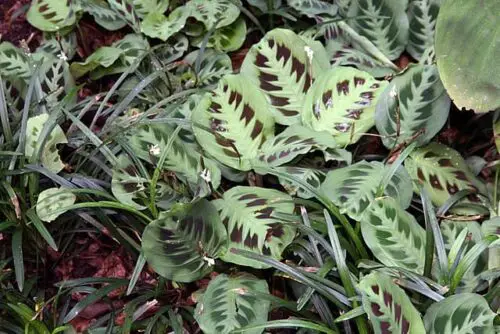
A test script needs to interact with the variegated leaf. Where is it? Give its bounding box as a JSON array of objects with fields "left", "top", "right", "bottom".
[
  {"left": 320, "top": 160, "right": 412, "bottom": 221},
  {"left": 191, "top": 17, "right": 247, "bottom": 52},
  {"left": 36, "top": 188, "right": 76, "bottom": 222},
  {"left": 133, "top": 0, "right": 170, "bottom": 18},
  {"left": 27, "top": 0, "right": 77, "bottom": 31},
  {"left": 287, "top": 0, "right": 338, "bottom": 17},
  {"left": 361, "top": 197, "right": 426, "bottom": 274},
  {"left": 186, "top": 0, "right": 240, "bottom": 29},
  {"left": 107, "top": 0, "right": 141, "bottom": 31},
  {"left": 423, "top": 294, "right": 496, "bottom": 334},
  {"left": 141, "top": 7, "right": 190, "bottom": 41},
  {"left": 176, "top": 48, "right": 232, "bottom": 87},
  {"left": 215, "top": 186, "right": 296, "bottom": 268},
  {"left": 358, "top": 272, "right": 426, "bottom": 334},
  {"left": 277, "top": 167, "right": 325, "bottom": 199},
  {"left": 192, "top": 74, "right": 275, "bottom": 171},
  {"left": 81, "top": 0, "right": 128, "bottom": 31},
  {"left": 302, "top": 66, "right": 388, "bottom": 146},
  {"left": 142, "top": 200, "right": 228, "bottom": 282},
  {"left": 0, "top": 42, "right": 32, "bottom": 85},
  {"left": 375, "top": 63, "right": 451, "bottom": 148},
  {"left": 194, "top": 273, "right": 270, "bottom": 334},
  {"left": 36, "top": 32, "right": 77, "bottom": 60},
  {"left": 404, "top": 143, "right": 487, "bottom": 208},
  {"left": 346, "top": 0, "right": 409, "bottom": 60},
  {"left": 240, "top": 28, "right": 329, "bottom": 125},
  {"left": 407, "top": 0, "right": 443, "bottom": 60}
]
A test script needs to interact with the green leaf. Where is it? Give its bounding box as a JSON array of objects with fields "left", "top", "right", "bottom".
[
  {"left": 358, "top": 272, "right": 426, "bottom": 334},
  {"left": 141, "top": 7, "right": 190, "bottom": 41},
  {"left": 192, "top": 74, "right": 275, "bottom": 171},
  {"left": 277, "top": 167, "right": 325, "bottom": 199},
  {"left": 176, "top": 48, "right": 232, "bottom": 87},
  {"left": 361, "top": 197, "right": 426, "bottom": 274},
  {"left": 107, "top": 0, "right": 141, "bottom": 31},
  {"left": 346, "top": 0, "right": 409, "bottom": 60},
  {"left": 302, "top": 66, "right": 388, "bottom": 146},
  {"left": 36, "top": 187, "right": 76, "bottom": 222},
  {"left": 194, "top": 273, "right": 270, "bottom": 334},
  {"left": 126, "top": 123, "right": 222, "bottom": 189},
  {"left": 252, "top": 125, "right": 338, "bottom": 168},
  {"left": 404, "top": 142, "right": 486, "bottom": 208},
  {"left": 287, "top": 0, "right": 338, "bottom": 17},
  {"left": 407, "top": 0, "right": 443, "bottom": 60},
  {"left": 320, "top": 160, "right": 412, "bottom": 221},
  {"left": 27, "top": 0, "right": 77, "bottom": 31},
  {"left": 494, "top": 112, "right": 500, "bottom": 154},
  {"left": 375, "top": 63, "right": 451, "bottom": 148},
  {"left": 435, "top": 0, "right": 500, "bottom": 113},
  {"left": 441, "top": 220, "right": 487, "bottom": 292},
  {"left": 141, "top": 199, "right": 228, "bottom": 282},
  {"left": 191, "top": 17, "right": 247, "bottom": 52},
  {"left": 25, "top": 114, "right": 68, "bottom": 173},
  {"left": 36, "top": 31, "right": 78, "bottom": 60},
  {"left": 0, "top": 42, "right": 31, "bottom": 84},
  {"left": 215, "top": 186, "right": 295, "bottom": 268},
  {"left": 423, "top": 293, "right": 496, "bottom": 333},
  {"left": 186, "top": 0, "right": 240, "bottom": 29},
  {"left": 133, "top": 0, "right": 170, "bottom": 18},
  {"left": 240, "top": 28, "right": 329, "bottom": 125},
  {"left": 81, "top": 0, "right": 128, "bottom": 31}
]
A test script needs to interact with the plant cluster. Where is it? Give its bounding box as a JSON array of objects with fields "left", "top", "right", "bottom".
[{"left": 0, "top": 0, "right": 499, "bottom": 333}]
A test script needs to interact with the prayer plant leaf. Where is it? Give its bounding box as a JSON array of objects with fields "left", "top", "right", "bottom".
[
  {"left": 215, "top": 186, "right": 296, "bottom": 268},
  {"left": 25, "top": 114, "right": 68, "bottom": 173},
  {"left": 107, "top": 0, "right": 141, "bottom": 31},
  {"left": 277, "top": 167, "right": 325, "bottom": 199},
  {"left": 302, "top": 67, "right": 388, "bottom": 146},
  {"left": 191, "top": 17, "right": 247, "bottom": 53},
  {"left": 0, "top": 42, "right": 32, "bottom": 85},
  {"left": 36, "top": 188, "right": 76, "bottom": 222},
  {"left": 404, "top": 142, "right": 487, "bottom": 208},
  {"left": 346, "top": 0, "right": 409, "bottom": 60},
  {"left": 358, "top": 272, "right": 426, "bottom": 334},
  {"left": 186, "top": 0, "right": 240, "bottom": 29},
  {"left": 27, "top": 0, "right": 77, "bottom": 32},
  {"left": 240, "top": 28, "right": 329, "bottom": 125},
  {"left": 361, "top": 197, "right": 426, "bottom": 274},
  {"left": 141, "top": 7, "right": 190, "bottom": 41},
  {"left": 126, "top": 123, "right": 221, "bottom": 190},
  {"left": 133, "top": 0, "right": 170, "bottom": 18},
  {"left": 407, "top": 0, "right": 443, "bottom": 60},
  {"left": 176, "top": 48, "right": 233, "bottom": 87},
  {"left": 435, "top": 0, "right": 500, "bottom": 113},
  {"left": 194, "top": 273, "right": 270, "bottom": 334},
  {"left": 142, "top": 199, "right": 228, "bottom": 282},
  {"left": 192, "top": 74, "right": 275, "bottom": 171},
  {"left": 287, "top": 0, "right": 338, "bottom": 17},
  {"left": 81, "top": 0, "right": 128, "bottom": 31},
  {"left": 320, "top": 160, "right": 412, "bottom": 221},
  {"left": 375, "top": 63, "right": 451, "bottom": 148},
  {"left": 252, "top": 125, "right": 337, "bottom": 168},
  {"left": 423, "top": 293, "right": 496, "bottom": 334}
]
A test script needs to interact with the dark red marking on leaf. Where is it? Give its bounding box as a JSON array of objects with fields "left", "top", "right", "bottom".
[
  {"left": 454, "top": 171, "right": 467, "bottom": 180},
  {"left": 44, "top": 12, "right": 57, "bottom": 20},
  {"left": 380, "top": 321, "right": 391, "bottom": 334},
  {"left": 291, "top": 57, "right": 305, "bottom": 80},
  {"left": 39, "top": 4, "right": 48, "bottom": 12},
  {"left": 267, "top": 154, "right": 277, "bottom": 163},
  {"left": 303, "top": 73, "right": 312, "bottom": 93},
  {"left": 322, "top": 90, "right": 332, "bottom": 106},
  {"left": 270, "top": 95, "right": 289, "bottom": 106},
  {"left": 335, "top": 123, "right": 351, "bottom": 132},
  {"left": 424, "top": 151, "right": 438, "bottom": 159},
  {"left": 370, "top": 83, "right": 380, "bottom": 89},
  {"left": 383, "top": 291, "right": 393, "bottom": 307},
  {"left": 346, "top": 109, "right": 362, "bottom": 120},
  {"left": 244, "top": 233, "right": 259, "bottom": 248},
  {"left": 255, "top": 53, "right": 269, "bottom": 68},
  {"left": 417, "top": 168, "right": 426, "bottom": 181},
  {"left": 300, "top": 138, "right": 315, "bottom": 145},
  {"left": 240, "top": 104, "right": 255, "bottom": 125},
  {"left": 262, "top": 245, "right": 271, "bottom": 255},
  {"left": 467, "top": 194, "right": 481, "bottom": 202},
  {"left": 222, "top": 217, "right": 229, "bottom": 227},
  {"left": 402, "top": 318, "right": 410, "bottom": 334},
  {"left": 371, "top": 285, "right": 379, "bottom": 294},
  {"left": 259, "top": 71, "right": 278, "bottom": 82},
  {"left": 278, "top": 108, "right": 299, "bottom": 116},
  {"left": 268, "top": 39, "right": 275, "bottom": 49},
  {"left": 429, "top": 174, "right": 443, "bottom": 190},
  {"left": 284, "top": 135, "right": 300, "bottom": 145},
  {"left": 210, "top": 118, "right": 223, "bottom": 131},
  {"left": 210, "top": 102, "right": 222, "bottom": 113},
  {"left": 215, "top": 135, "right": 234, "bottom": 147},
  {"left": 354, "top": 77, "right": 365, "bottom": 87},
  {"left": 279, "top": 150, "right": 291, "bottom": 159},
  {"left": 228, "top": 91, "right": 243, "bottom": 109},
  {"left": 276, "top": 44, "right": 291, "bottom": 63},
  {"left": 223, "top": 85, "right": 229, "bottom": 93},
  {"left": 239, "top": 194, "right": 258, "bottom": 200},
  {"left": 260, "top": 79, "right": 281, "bottom": 91},
  {"left": 223, "top": 149, "right": 240, "bottom": 157},
  {"left": 395, "top": 303, "right": 402, "bottom": 322},
  {"left": 256, "top": 207, "right": 273, "bottom": 219},
  {"left": 447, "top": 183, "right": 458, "bottom": 194},
  {"left": 371, "top": 303, "right": 384, "bottom": 316},
  {"left": 124, "top": 165, "right": 138, "bottom": 176},
  {"left": 250, "top": 120, "right": 263, "bottom": 140},
  {"left": 360, "top": 91, "right": 374, "bottom": 99},
  {"left": 246, "top": 198, "right": 267, "bottom": 207},
  {"left": 438, "top": 158, "right": 452, "bottom": 167},
  {"left": 123, "top": 182, "right": 137, "bottom": 193},
  {"left": 336, "top": 80, "right": 349, "bottom": 95},
  {"left": 231, "top": 225, "right": 243, "bottom": 242},
  {"left": 267, "top": 223, "right": 284, "bottom": 238}
]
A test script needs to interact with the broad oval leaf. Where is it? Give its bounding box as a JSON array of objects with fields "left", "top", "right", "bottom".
[
  {"left": 0, "top": 42, "right": 32, "bottom": 85},
  {"left": 404, "top": 142, "right": 486, "bottom": 208},
  {"left": 191, "top": 17, "right": 247, "bottom": 52},
  {"left": 141, "top": 7, "right": 190, "bottom": 41},
  {"left": 107, "top": 0, "right": 141, "bottom": 31},
  {"left": 277, "top": 167, "right": 325, "bottom": 199},
  {"left": 27, "top": 0, "right": 77, "bottom": 32},
  {"left": 320, "top": 160, "right": 412, "bottom": 221},
  {"left": 423, "top": 293, "right": 496, "bottom": 333},
  {"left": 25, "top": 114, "right": 68, "bottom": 173},
  {"left": 133, "top": 0, "right": 170, "bottom": 18},
  {"left": 215, "top": 186, "right": 296, "bottom": 268},
  {"left": 141, "top": 199, "right": 228, "bottom": 282},
  {"left": 192, "top": 74, "right": 275, "bottom": 171},
  {"left": 361, "top": 197, "right": 426, "bottom": 274},
  {"left": 435, "top": 0, "right": 500, "bottom": 113},
  {"left": 287, "top": 0, "right": 338, "bottom": 17},
  {"left": 347, "top": 0, "right": 409, "bottom": 60},
  {"left": 240, "top": 28, "right": 329, "bottom": 125},
  {"left": 375, "top": 64, "right": 451, "bottom": 148},
  {"left": 302, "top": 67, "right": 388, "bottom": 146},
  {"left": 187, "top": 0, "right": 240, "bottom": 29},
  {"left": 36, "top": 188, "right": 76, "bottom": 222},
  {"left": 358, "top": 272, "right": 426, "bottom": 334},
  {"left": 81, "top": 0, "right": 128, "bottom": 31},
  {"left": 194, "top": 273, "right": 270, "bottom": 334},
  {"left": 407, "top": 0, "right": 443, "bottom": 60},
  {"left": 126, "top": 123, "right": 222, "bottom": 190}
]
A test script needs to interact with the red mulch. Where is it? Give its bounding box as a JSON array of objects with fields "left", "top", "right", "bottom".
[{"left": 0, "top": 0, "right": 41, "bottom": 47}]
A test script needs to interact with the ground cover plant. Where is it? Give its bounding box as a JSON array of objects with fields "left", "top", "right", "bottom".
[{"left": 0, "top": 0, "right": 499, "bottom": 333}]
